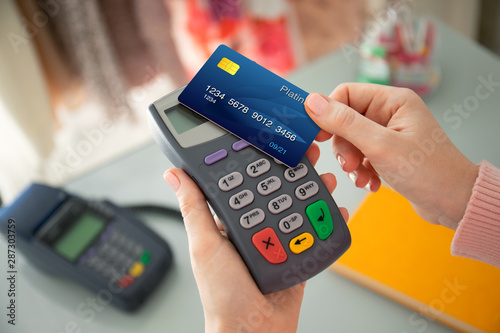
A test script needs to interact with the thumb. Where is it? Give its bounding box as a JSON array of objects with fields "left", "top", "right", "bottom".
[
  {"left": 164, "top": 168, "right": 222, "bottom": 253},
  {"left": 305, "top": 93, "right": 386, "bottom": 154}
]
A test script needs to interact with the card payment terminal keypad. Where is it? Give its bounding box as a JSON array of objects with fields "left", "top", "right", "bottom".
[
  {"left": 79, "top": 226, "right": 152, "bottom": 289},
  {"left": 211, "top": 139, "right": 335, "bottom": 264}
]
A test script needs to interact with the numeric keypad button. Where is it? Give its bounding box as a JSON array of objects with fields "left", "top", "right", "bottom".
[
  {"left": 295, "top": 181, "right": 319, "bottom": 200},
  {"left": 257, "top": 176, "right": 282, "bottom": 196},
  {"left": 131, "top": 244, "right": 144, "bottom": 258},
  {"left": 229, "top": 189, "right": 255, "bottom": 210},
  {"left": 278, "top": 213, "right": 304, "bottom": 234},
  {"left": 88, "top": 257, "right": 106, "bottom": 273},
  {"left": 102, "top": 266, "right": 120, "bottom": 280},
  {"left": 218, "top": 172, "right": 244, "bottom": 191},
  {"left": 268, "top": 194, "right": 292, "bottom": 214},
  {"left": 284, "top": 163, "right": 308, "bottom": 182},
  {"left": 123, "top": 258, "right": 135, "bottom": 270},
  {"left": 240, "top": 208, "right": 265, "bottom": 229},
  {"left": 246, "top": 158, "right": 271, "bottom": 178}
]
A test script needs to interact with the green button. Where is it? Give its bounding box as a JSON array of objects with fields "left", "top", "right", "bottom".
[
  {"left": 140, "top": 251, "right": 151, "bottom": 265},
  {"left": 305, "top": 200, "right": 333, "bottom": 240}
]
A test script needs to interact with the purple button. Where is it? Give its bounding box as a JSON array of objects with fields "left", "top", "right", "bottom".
[
  {"left": 204, "top": 149, "right": 228, "bottom": 165},
  {"left": 100, "top": 226, "right": 113, "bottom": 242},
  {"left": 232, "top": 140, "right": 250, "bottom": 152},
  {"left": 79, "top": 247, "right": 96, "bottom": 265}
]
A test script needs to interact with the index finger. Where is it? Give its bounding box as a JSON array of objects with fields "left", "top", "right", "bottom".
[{"left": 330, "top": 83, "right": 413, "bottom": 127}]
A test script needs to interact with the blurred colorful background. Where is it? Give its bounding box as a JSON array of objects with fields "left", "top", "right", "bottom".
[{"left": 0, "top": 0, "right": 498, "bottom": 204}]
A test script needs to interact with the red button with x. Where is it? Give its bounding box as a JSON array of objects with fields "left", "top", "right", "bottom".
[{"left": 251, "top": 227, "right": 287, "bottom": 264}]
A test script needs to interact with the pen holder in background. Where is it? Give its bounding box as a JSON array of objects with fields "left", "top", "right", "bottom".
[{"left": 357, "top": 9, "right": 440, "bottom": 97}]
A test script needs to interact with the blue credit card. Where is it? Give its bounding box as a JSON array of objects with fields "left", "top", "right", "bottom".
[{"left": 178, "top": 44, "right": 320, "bottom": 168}]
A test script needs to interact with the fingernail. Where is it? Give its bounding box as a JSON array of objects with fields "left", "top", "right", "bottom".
[
  {"left": 364, "top": 182, "right": 373, "bottom": 192},
  {"left": 164, "top": 171, "right": 180, "bottom": 192},
  {"left": 306, "top": 93, "right": 328, "bottom": 116},
  {"left": 337, "top": 154, "right": 346, "bottom": 169},
  {"left": 348, "top": 172, "right": 357, "bottom": 185}
]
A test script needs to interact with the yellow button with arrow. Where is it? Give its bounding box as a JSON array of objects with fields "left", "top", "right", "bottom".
[{"left": 289, "top": 232, "right": 314, "bottom": 254}]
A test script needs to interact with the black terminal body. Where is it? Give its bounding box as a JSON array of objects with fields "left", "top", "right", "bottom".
[
  {"left": 0, "top": 184, "right": 172, "bottom": 311},
  {"left": 148, "top": 87, "right": 350, "bottom": 294}
]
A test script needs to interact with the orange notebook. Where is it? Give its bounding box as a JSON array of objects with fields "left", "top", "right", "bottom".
[{"left": 330, "top": 186, "right": 500, "bottom": 333}]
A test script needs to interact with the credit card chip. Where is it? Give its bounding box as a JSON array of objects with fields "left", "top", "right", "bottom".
[{"left": 217, "top": 57, "right": 239, "bottom": 75}]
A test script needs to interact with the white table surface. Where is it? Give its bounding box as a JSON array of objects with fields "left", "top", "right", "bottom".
[{"left": 2, "top": 19, "right": 500, "bottom": 333}]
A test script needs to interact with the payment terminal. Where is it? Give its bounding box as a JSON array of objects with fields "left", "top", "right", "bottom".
[
  {"left": 0, "top": 184, "right": 172, "bottom": 311},
  {"left": 148, "top": 87, "right": 351, "bottom": 294}
]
